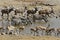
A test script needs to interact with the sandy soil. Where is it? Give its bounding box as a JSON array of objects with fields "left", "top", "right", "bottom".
[{"left": 0, "top": 35, "right": 59, "bottom": 40}]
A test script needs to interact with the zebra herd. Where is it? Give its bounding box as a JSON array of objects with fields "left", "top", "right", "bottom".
[{"left": 0, "top": 5, "right": 59, "bottom": 36}]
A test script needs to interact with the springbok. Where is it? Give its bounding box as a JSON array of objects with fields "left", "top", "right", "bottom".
[
  {"left": 37, "top": 26, "right": 55, "bottom": 35},
  {"left": 7, "top": 25, "right": 17, "bottom": 35},
  {"left": 0, "top": 26, "right": 3, "bottom": 35},
  {"left": 56, "top": 28, "right": 60, "bottom": 36},
  {"left": 0, "top": 26, "right": 9, "bottom": 35},
  {"left": 30, "top": 25, "right": 49, "bottom": 36},
  {"left": 35, "top": 24, "right": 55, "bottom": 35},
  {"left": 18, "top": 26, "right": 25, "bottom": 34},
  {"left": 45, "top": 27, "right": 55, "bottom": 35},
  {"left": 36, "top": 25, "right": 47, "bottom": 35},
  {"left": 30, "top": 27, "right": 39, "bottom": 36}
]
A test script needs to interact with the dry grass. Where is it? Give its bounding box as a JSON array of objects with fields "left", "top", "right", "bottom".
[{"left": 0, "top": 35, "right": 59, "bottom": 40}]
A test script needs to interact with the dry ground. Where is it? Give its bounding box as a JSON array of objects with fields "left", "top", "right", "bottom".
[{"left": 0, "top": 35, "right": 59, "bottom": 40}]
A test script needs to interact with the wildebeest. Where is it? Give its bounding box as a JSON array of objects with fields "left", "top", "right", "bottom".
[
  {"left": 1, "top": 6, "right": 14, "bottom": 16},
  {"left": 25, "top": 7, "right": 38, "bottom": 16},
  {"left": 13, "top": 7, "right": 25, "bottom": 15},
  {"left": 38, "top": 7, "right": 55, "bottom": 17}
]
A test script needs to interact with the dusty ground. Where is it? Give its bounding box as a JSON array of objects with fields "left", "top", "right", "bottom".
[{"left": 0, "top": 35, "right": 59, "bottom": 40}]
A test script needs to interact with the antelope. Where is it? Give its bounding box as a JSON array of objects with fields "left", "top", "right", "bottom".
[
  {"left": 35, "top": 24, "right": 55, "bottom": 35},
  {"left": 36, "top": 25, "right": 47, "bottom": 35},
  {"left": 30, "top": 27, "right": 39, "bottom": 36},
  {"left": 18, "top": 26, "right": 25, "bottom": 34},
  {"left": 7, "top": 25, "right": 17, "bottom": 35},
  {"left": 45, "top": 27, "right": 55, "bottom": 35},
  {"left": 30, "top": 25, "right": 48, "bottom": 36},
  {"left": 56, "top": 28, "right": 60, "bottom": 36},
  {"left": 0, "top": 26, "right": 3, "bottom": 35}
]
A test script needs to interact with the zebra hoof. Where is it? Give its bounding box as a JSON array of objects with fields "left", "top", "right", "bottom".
[{"left": 56, "top": 16, "right": 58, "bottom": 18}]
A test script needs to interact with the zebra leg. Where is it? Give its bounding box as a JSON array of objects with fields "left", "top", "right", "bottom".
[
  {"left": 33, "top": 19, "right": 35, "bottom": 23},
  {"left": 57, "top": 32, "right": 59, "bottom": 36},
  {"left": 14, "top": 11, "right": 17, "bottom": 15},
  {"left": 30, "top": 21, "right": 32, "bottom": 24},
  {"left": 36, "top": 31, "right": 39, "bottom": 36},
  {"left": 53, "top": 31, "right": 56, "bottom": 36},
  {"left": 45, "top": 31, "right": 48, "bottom": 35},
  {"left": 27, "top": 20, "right": 32, "bottom": 24},
  {"left": 41, "top": 30, "right": 44, "bottom": 35},
  {"left": 47, "top": 14, "right": 51, "bottom": 17},
  {"left": 1, "top": 13, "right": 3, "bottom": 16},
  {"left": 49, "top": 32, "right": 51, "bottom": 36},
  {"left": 42, "top": 18, "right": 48, "bottom": 23},
  {"left": 8, "top": 31, "right": 12, "bottom": 35},
  {"left": 34, "top": 32, "right": 35, "bottom": 36},
  {"left": 31, "top": 30, "right": 32, "bottom": 34},
  {"left": 19, "top": 30, "right": 21, "bottom": 34},
  {"left": 31, "top": 31, "right": 33, "bottom": 34},
  {"left": 33, "top": 15, "right": 35, "bottom": 22}
]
